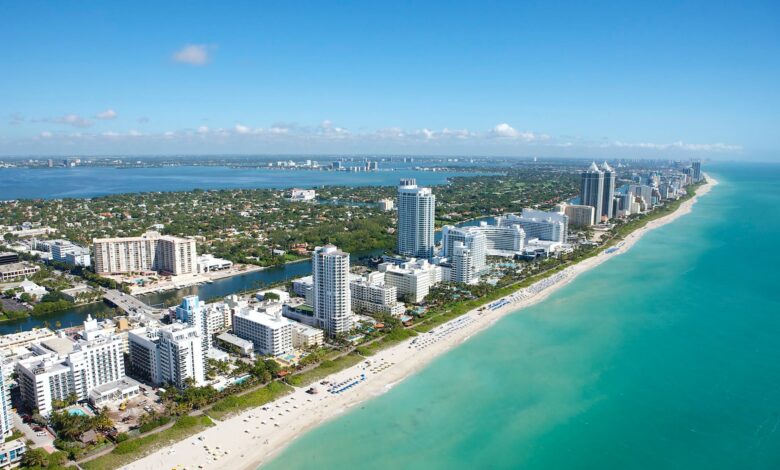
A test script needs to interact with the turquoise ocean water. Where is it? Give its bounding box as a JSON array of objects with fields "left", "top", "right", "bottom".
[{"left": 264, "top": 162, "right": 780, "bottom": 469}]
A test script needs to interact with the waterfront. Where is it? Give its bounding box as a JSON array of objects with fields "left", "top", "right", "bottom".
[
  {"left": 0, "top": 249, "right": 382, "bottom": 335},
  {"left": 0, "top": 215, "right": 498, "bottom": 334},
  {"left": 259, "top": 162, "right": 780, "bottom": 469},
  {"left": 0, "top": 165, "right": 489, "bottom": 200}
]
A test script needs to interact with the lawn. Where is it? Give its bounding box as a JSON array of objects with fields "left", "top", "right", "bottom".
[
  {"left": 80, "top": 415, "right": 214, "bottom": 470},
  {"left": 207, "top": 381, "right": 293, "bottom": 421}
]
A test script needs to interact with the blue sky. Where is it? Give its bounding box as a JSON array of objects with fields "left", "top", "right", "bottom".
[{"left": 1, "top": 0, "right": 778, "bottom": 159}]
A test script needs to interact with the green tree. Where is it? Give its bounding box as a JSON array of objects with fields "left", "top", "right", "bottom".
[{"left": 21, "top": 447, "right": 49, "bottom": 467}]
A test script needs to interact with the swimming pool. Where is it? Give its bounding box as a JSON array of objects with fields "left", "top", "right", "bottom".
[{"left": 68, "top": 408, "right": 88, "bottom": 416}]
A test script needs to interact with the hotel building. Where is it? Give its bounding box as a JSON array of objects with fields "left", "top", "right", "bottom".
[
  {"left": 233, "top": 303, "right": 294, "bottom": 356},
  {"left": 127, "top": 322, "right": 205, "bottom": 389}
]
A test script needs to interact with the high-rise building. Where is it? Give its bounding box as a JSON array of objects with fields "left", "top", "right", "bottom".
[
  {"left": 175, "top": 296, "right": 211, "bottom": 360},
  {"left": 497, "top": 209, "right": 568, "bottom": 243},
  {"left": 16, "top": 334, "right": 125, "bottom": 415},
  {"left": 563, "top": 204, "right": 596, "bottom": 227},
  {"left": 600, "top": 161, "right": 616, "bottom": 219},
  {"left": 93, "top": 231, "right": 197, "bottom": 275},
  {"left": 312, "top": 245, "right": 353, "bottom": 337},
  {"left": 440, "top": 226, "right": 487, "bottom": 271},
  {"left": 127, "top": 322, "right": 205, "bottom": 389},
  {"left": 580, "top": 162, "right": 604, "bottom": 220},
  {"left": 471, "top": 222, "right": 526, "bottom": 256},
  {"left": 628, "top": 184, "right": 655, "bottom": 211},
  {"left": 692, "top": 160, "right": 702, "bottom": 182},
  {"left": 396, "top": 179, "right": 436, "bottom": 259},
  {"left": 451, "top": 242, "right": 475, "bottom": 284}
]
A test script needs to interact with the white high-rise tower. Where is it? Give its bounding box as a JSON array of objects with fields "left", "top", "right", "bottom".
[
  {"left": 396, "top": 178, "right": 435, "bottom": 259},
  {"left": 312, "top": 245, "right": 353, "bottom": 337}
]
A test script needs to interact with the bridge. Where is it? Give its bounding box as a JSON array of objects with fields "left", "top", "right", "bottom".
[{"left": 102, "top": 289, "right": 164, "bottom": 322}]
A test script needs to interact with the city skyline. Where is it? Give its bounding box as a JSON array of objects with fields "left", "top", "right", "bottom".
[{"left": 1, "top": 1, "right": 778, "bottom": 159}]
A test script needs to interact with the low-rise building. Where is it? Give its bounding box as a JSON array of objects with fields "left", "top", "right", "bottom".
[
  {"left": 0, "top": 262, "right": 40, "bottom": 281},
  {"left": 15, "top": 279, "right": 47, "bottom": 299},
  {"left": 291, "top": 323, "right": 324, "bottom": 349},
  {"left": 0, "top": 329, "right": 56, "bottom": 354},
  {"left": 256, "top": 288, "right": 290, "bottom": 303},
  {"left": 197, "top": 254, "right": 233, "bottom": 273},
  {"left": 0, "top": 439, "right": 26, "bottom": 468},
  {"left": 215, "top": 332, "right": 254, "bottom": 356},
  {"left": 89, "top": 377, "right": 141, "bottom": 407},
  {"left": 289, "top": 188, "right": 316, "bottom": 201}
]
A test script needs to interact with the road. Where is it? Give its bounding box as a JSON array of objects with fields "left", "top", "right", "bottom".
[{"left": 102, "top": 289, "right": 163, "bottom": 322}]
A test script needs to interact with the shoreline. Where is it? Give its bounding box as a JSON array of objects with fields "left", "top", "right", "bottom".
[
  {"left": 124, "top": 177, "right": 717, "bottom": 470},
  {"left": 127, "top": 264, "right": 265, "bottom": 296}
]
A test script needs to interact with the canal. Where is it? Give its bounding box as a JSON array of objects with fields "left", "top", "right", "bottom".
[{"left": 0, "top": 215, "right": 498, "bottom": 335}]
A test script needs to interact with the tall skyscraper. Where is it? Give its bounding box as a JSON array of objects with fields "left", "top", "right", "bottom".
[
  {"left": 600, "top": 161, "right": 616, "bottom": 219},
  {"left": 396, "top": 179, "right": 436, "bottom": 259},
  {"left": 692, "top": 160, "right": 702, "bottom": 182},
  {"left": 312, "top": 245, "right": 353, "bottom": 337},
  {"left": 580, "top": 162, "right": 604, "bottom": 220}
]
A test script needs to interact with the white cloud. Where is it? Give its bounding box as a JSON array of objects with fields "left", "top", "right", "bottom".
[
  {"left": 492, "top": 122, "right": 519, "bottom": 138},
  {"left": 137, "top": 117, "right": 150, "bottom": 124},
  {"left": 10, "top": 119, "right": 740, "bottom": 157},
  {"left": 491, "top": 123, "right": 549, "bottom": 142},
  {"left": 95, "top": 109, "right": 118, "bottom": 120},
  {"left": 172, "top": 44, "right": 212, "bottom": 66},
  {"left": 609, "top": 140, "right": 741, "bottom": 152},
  {"left": 319, "top": 120, "right": 349, "bottom": 136},
  {"left": 53, "top": 113, "right": 93, "bottom": 128}
]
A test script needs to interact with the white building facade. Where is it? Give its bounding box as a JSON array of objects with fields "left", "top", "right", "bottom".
[
  {"left": 233, "top": 304, "right": 293, "bottom": 356},
  {"left": 312, "top": 245, "right": 353, "bottom": 337},
  {"left": 396, "top": 179, "right": 436, "bottom": 259}
]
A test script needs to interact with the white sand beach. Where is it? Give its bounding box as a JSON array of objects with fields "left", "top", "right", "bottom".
[{"left": 124, "top": 177, "right": 716, "bottom": 470}]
